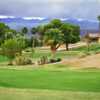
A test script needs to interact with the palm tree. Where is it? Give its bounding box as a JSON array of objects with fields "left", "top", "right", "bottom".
[
  {"left": 31, "top": 27, "right": 37, "bottom": 35},
  {"left": 97, "top": 16, "right": 100, "bottom": 34},
  {"left": 22, "top": 27, "right": 28, "bottom": 34},
  {"left": 84, "top": 33, "right": 91, "bottom": 52}
]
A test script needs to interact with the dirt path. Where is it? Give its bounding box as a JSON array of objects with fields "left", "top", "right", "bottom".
[{"left": 40, "top": 42, "right": 87, "bottom": 51}]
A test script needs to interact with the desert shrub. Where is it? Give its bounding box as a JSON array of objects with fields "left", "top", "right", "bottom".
[
  {"left": 15, "top": 55, "right": 32, "bottom": 65},
  {"left": 38, "top": 56, "right": 48, "bottom": 65},
  {"left": 56, "top": 58, "right": 62, "bottom": 62},
  {"left": 49, "top": 59, "right": 56, "bottom": 63}
]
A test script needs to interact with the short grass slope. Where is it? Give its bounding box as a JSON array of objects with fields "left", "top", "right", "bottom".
[{"left": 0, "top": 68, "right": 100, "bottom": 92}]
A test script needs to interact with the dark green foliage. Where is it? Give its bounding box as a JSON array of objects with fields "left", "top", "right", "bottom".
[
  {"left": 31, "top": 27, "right": 37, "bottom": 34},
  {"left": 21, "top": 27, "right": 28, "bottom": 34},
  {"left": 50, "top": 19, "right": 62, "bottom": 28},
  {"left": 60, "top": 23, "right": 80, "bottom": 50},
  {"left": 0, "top": 23, "right": 10, "bottom": 45},
  {"left": 49, "top": 58, "right": 61, "bottom": 63}
]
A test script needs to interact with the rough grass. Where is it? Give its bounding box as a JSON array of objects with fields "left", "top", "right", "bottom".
[
  {"left": 0, "top": 68, "right": 100, "bottom": 92},
  {"left": 72, "top": 43, "right": 100, "bottom": 53},
  {"left": 32, "top": 48, "right": 80, "bottom": 61},
  {"left": 0, "top": 87, "right": 100, "bottom": 100},
  {"left": 1, "top": 43, "right": 100, "bottom": 63},
  {"left": 0, "top": 48, "right": 80, "bottom": 63}
]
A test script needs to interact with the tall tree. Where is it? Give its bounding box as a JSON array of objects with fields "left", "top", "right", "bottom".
[
  {"left": 0, "top": 23, "right": 11, "bottom": 45},
  {"left": 97, "top": 16, "right": 100, "bottom": 33},
  {"left": 60, "top": 23, "right": 80, "bottom": 50},
  {"left": 84, "top": 33, "right": 91, "bottom": 52},
  {"left": 22, "top": 27, "right": 28, "bottom": 34},
  {"left": 31, "top": 27, "right": 37, "bottom": 35}
]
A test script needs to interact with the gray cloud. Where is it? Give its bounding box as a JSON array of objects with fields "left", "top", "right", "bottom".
[{"left": 0, "top": 0, "right": 100, "bottom": 19}]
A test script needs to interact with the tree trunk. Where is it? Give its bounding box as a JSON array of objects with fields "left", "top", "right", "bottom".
[
  {"left": 87, "top": 42, "right": 90, "bottom": 52},
  {"left": 65, "top": 43, "right": 69, "bottom": 51},
  {"left": 51, "top": 46, "right": 56, "bottom": 58},
  {"left": 99, "top": 22, "right": 100, "bottom": 34}
]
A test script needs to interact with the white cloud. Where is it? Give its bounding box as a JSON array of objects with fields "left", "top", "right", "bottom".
[
  {"left": 22, "top": 17, "right": 45, "bottom": 20},
  {"left": 0, "top": 15, "right": 15, "bottom": 19}
]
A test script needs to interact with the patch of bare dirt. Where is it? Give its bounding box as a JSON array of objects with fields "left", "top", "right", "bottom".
[{"left": 61, "top": 53, "right": 100, "bottom": 69}]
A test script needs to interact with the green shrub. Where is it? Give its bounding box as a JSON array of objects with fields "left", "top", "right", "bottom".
[
  {"left": 49, "top": 58, "right": 62, "bottom": 63},
  {"left": 0, "top": 38, "right": 26, "bottom": 59}
]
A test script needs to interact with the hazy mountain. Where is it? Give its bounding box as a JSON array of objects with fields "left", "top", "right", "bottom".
[
  {"left": 62, "top": 18, "right": 98, "bottom": 29},
  {"left": 0, "top": 16, "right": 99, "bottom": 35}
]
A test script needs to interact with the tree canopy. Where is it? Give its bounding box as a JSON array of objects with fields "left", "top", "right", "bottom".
[
  {"left": 60, "top": 23, "right": 80, "bottom": 50},
  {"left": 44, "top": 28, "right": 63, "bottom": 53}
]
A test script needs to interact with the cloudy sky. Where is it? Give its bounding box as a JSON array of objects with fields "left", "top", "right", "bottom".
[{"left": 0, "top": 0, "right": 100, "bottom": 20}]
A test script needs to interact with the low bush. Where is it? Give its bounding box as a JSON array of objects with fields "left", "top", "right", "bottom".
[
  {"left": 49, "top": 58, "right": 62, "bottom": 63},
  {"left": 14, "top": 55, "right": 33, "bottom": 65},
  {"left": 38, "top": 56, "right": 48, "bottom": 65}
]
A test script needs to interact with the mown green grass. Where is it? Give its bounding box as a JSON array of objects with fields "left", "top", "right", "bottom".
[{"left": 0, "top": 68, "right": 100, "bottom": 92}]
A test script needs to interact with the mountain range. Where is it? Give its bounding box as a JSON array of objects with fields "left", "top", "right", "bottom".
[{"left": 0, "top": 15, "right": 99, "bottom": 35}]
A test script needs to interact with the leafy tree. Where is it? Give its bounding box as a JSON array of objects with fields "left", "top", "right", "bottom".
[
  {"left": 44, "top": 28, "right": 63, "bottom": 56},
  {"left": 36, "top": 19, "right": 62, "bottom": 36},
  {"left": 43, "top": 19, "right": 62, "bottom": 33},
  {"left": 22, "top": 27, "right": 28, "bottom": 34},
  {"left": 60, "top": 23, "right": 80, "bottom": 50}
]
